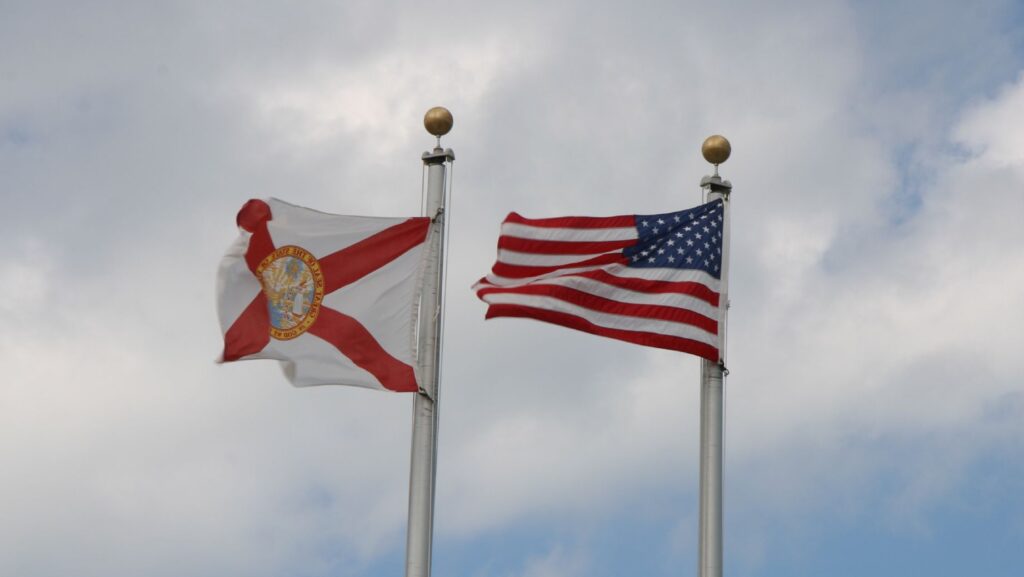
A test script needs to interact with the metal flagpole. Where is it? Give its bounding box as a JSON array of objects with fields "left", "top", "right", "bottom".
[
  {"left": 405, "top": 107, "right": 455, "bottom": 577},
  {"left": 697, "top": 135, "right": 732, "bottom": 577}
]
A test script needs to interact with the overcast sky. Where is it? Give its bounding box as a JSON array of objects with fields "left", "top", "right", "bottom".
[{"left": 3, "top": 1, "right": 1024, "bottom": 576}]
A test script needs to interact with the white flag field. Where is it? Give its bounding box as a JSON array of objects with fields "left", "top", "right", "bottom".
[{"left": 217, "top": 198, "right": 432, "bottom": 392}]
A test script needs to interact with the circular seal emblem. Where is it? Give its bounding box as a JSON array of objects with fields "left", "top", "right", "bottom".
[{"left": 256, "top": 245, "right": 325, "bottom": 340}]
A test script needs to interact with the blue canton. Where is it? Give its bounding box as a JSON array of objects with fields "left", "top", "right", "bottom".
[{"left": 622, "top": 199, "right": 724, "bottom": 279}]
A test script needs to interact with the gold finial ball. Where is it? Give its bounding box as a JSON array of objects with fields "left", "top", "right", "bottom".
[
  {"left": 424, "top": 106, "right": 454, "bottom": 137},
  {"left": 701, "top": 135, "right": 731, "bottom": 165}
]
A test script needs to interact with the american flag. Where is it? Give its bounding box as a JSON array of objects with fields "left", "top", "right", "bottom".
[{"left": 473, "top": 199, "right": 726, "bottom": 361}]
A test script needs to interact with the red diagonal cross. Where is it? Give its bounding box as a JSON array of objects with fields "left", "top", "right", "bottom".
[{"left": 222, "top": 199, "right": 430, "bottom": 392}]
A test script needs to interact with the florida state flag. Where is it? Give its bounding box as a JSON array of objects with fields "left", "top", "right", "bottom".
[{"left": 217, "top": 198, "right": 431, "bottom": 392}]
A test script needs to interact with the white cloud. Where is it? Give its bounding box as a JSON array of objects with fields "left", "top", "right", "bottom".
[
  {"left": 721, "top": 71, "right": 1024, "bottom": 550},
  {"left": 955, "top": 71, "right": 1024, "bottom": 168},
  {"left": 510, "top": 547, "right": 588, "bottom": 577},
  {"left": 249, "top": 34, "right": 537, "bottom": 159},
  {"left": 0, "top": 240, "right": 51, "bottom": 316},
  {"left": 3, "top": 1, "right": 1024, "bottom": 576}
]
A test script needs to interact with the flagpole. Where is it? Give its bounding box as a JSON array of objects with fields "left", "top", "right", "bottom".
[
  {"left": 698, "top": 135, "right": 731, "bottom": 577},
  {"left": 405, "top": 107, "right": 455, "bottom": 577}
]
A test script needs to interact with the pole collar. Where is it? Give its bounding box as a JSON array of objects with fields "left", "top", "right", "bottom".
[
  {"left": 422, "top": 148, "right": 455, "bottom": 165},
  {"left": 700, "top": 174, "right": 732, "bottom": 196}
]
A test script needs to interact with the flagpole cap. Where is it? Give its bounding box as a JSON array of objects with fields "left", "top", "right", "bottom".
[
  {"left": 701, "top": 135, "right": 731, "bottom": 166},
  {"left": 424, "top": 107, "right": 454, "bottom": 137}
]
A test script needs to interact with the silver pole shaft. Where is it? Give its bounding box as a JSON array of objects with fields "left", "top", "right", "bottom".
[
  {"left": 405, "top": 146, "right": 453, "bottom": 577},
  {"left": 698, "top": 176, "right": 731, "bottom": 577},
  {"left": 698, "top": 360, "right": 724, "bottom": 577}
]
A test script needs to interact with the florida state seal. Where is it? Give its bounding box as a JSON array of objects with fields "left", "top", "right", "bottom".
[{"left": 256, "top": 245, "right": 325, "bottom": 340}]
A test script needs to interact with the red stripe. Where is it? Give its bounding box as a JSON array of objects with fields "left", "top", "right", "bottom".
[
  {"left": 236, "top": 200, "right": 277, "bottom": 275},
  {"left": 504, "top": 212, "right": 635, "bottom": 229},
  {"left": 244, "top": 222, "right": 275, "bottom": 275},
  {"left": 568, "top": 269, "right": 720, "bottom": 307},
  {"left": 485, "top": 304, "right": 720, "bottom": 361},
  {"left": 222, "top": 293, "right": 270, "bottom": 361},
  {"left": 237, "top": 198, "right": 272, "bottom": 232},
  {"left": 319, "top": 217, "right": 430, "bottom": 294},
  {"left": 498, "top": 236, "right": 635, "bottom": 255},
  {"left": 476, "top": 284, "right": 718, "bottom": 333},
  {"left": 225, "top": 200, "right": 275, "bottom": 361},
  {"left": 491, "top": 253, "right": 628, "bottom": 279},
  {"left": 308, "top": 307, "right": 419, "bottom": 392}
]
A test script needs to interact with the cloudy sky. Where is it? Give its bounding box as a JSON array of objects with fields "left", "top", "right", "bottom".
[{"left": 3, "top": 1, "right": 1024, "bottom": 576}]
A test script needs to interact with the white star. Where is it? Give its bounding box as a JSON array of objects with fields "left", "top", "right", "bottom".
[
  {"left": 704, "top": 259, "right": 709, "bottom": 266},
  {"left": 696, "top": 249, "right": 703, "bottom": 256},
  {"left": 641, "top": 220, "right": 649, "bottom": 227},
  {"left": 648, "top": 257, "right": 656, "bottom": 263},
  {"left": 652, "top": 227, "right": 659, "bottom": 234},
  {"left": 673, "top": 215, "right": 681, "bottom": 222},
  {"left": 668, "top": 256, "right": 675, "bottom": 263},
  {"left": 667, "top": 239, "right": 675, "bottom": 246},
  {"left": 710, "top": 221, "right": 717, "bottom": 228},
  {"left": 686, "top": 257, "right": 693, "bottom": 264},
  {"left": 649, "top": 244, "right": 657, "bottom": 250},
  {"left": 684, "top": 226, "right": 692, "bottom": 232},
  {"left": 686, "top": 240, "right": 694, "bottom": 246},
  {"left": 703, "top": 226, "right": 710, "bottom": 233},
  {"left": 675, "top": 232, "right": 684, "bottom": 238},
  {"left": 677, "top": 247, "right": 684, "bottom": 254},
  {"left": 657, "top": 218, "right": 665, "bottom": 225},
  {"left": 711, "top": 237, "right": 717, "bottom": 244},
  {"left": 641, "top": 250, "right": 649, "bottom": 257},
  {"left": 704, "top": 242, "right": 710, "bottom": 249},
  {"left": 695, "top": 233, "right": 702, "bottom": 239},
  {"left": 658, "top": 248, "right": 665, "bottom": 254},
  {"left": 632, "top": 255, "right": 640, "bottom": 262}
]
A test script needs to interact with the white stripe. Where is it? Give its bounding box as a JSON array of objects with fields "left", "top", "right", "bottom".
[
  {"left": 496, "top": 248, "right": 620, "bottom": 267},
  {"left": 500, "top": 223, "right": 637, "bottom": 243},
  {"left": 478, "top": 263, "right": 721, "bottom": 293},
  {"left": 478, "top": 275, "right": 718, "bottom": 319},
  {"left": 482, "top": 293, "right": 719, "bottom": 347},
  {"left": 602, "top": 263, "right": 721, "bottom": 286},
  {"left": 477, "top": 263, "right": 619, "bottom": 288}
]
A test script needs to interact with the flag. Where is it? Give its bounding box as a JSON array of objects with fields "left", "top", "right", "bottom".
[
  {"left": 473, "top": 199, "right": 725, "bottom": 361},
  {"left": 217, "top": 198, "right": 432, "bottom": 392}
]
